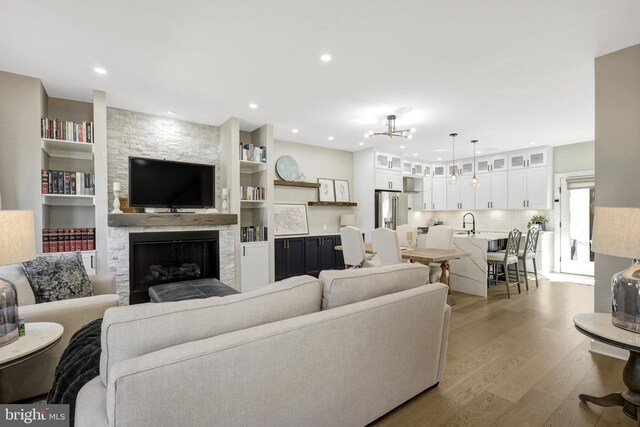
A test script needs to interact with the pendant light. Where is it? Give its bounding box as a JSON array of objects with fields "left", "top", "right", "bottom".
[
  {"left": 448, "top": 133, "right": 459, "bottom": 185},
  {"left": 471, "top": 140, "right": 479, "bottom": 188}
]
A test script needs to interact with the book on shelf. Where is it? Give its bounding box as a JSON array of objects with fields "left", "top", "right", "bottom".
[
  {"left": 239, "top": 141, "right": 267, "bottom": 163},
  {"left": 41, "top": 169, "right": 95, "bottom": 195},
  {"left": 241, "top": 226, "right": 268, "bottom": 243},
  {"left": 42, "top": 227, "right": 95, "bottom": 253},
  {"left": 240, "top": 186, "right": 266, "bottom": 201},
  {"left": 41, "top": 117, "right": 94, "bottom": 143}
]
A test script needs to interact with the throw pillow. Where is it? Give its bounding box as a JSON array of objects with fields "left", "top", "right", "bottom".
[{"left": 23, "top": 253, "right": 93, "bottom": 303}]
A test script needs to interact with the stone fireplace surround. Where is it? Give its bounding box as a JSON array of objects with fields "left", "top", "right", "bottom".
[{"left": 108, "top": 225, "right": 234, "bottom": 305}]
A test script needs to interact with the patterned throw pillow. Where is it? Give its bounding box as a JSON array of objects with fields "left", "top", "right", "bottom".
[{"left": 23, "top": 253, "right": 93, "bottom": 303}]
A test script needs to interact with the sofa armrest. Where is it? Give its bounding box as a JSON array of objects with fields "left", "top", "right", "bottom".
[
  {"left": 90, "top": 275, "right": 116, "bottom": 295},
  {"left": 19, "top": 295, "right": 120, "bottom": 329}
]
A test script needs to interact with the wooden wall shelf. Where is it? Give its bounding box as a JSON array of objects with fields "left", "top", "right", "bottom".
[
  {"left": 274, "top": 180, "right": 320, "bottom": 188},
  {"left": 108, "top": 213, "right": 238, "bottom": 227},
  {"left": 308, "top": 202, "right": 357, "bottom": 207}
]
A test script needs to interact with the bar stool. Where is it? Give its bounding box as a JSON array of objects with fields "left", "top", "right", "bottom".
[
  {"left": 520, "top": 227, "right": 540, "bottom": 290},
  {"left": 487, "top": 229, "right": 522, "bottom": 298}
]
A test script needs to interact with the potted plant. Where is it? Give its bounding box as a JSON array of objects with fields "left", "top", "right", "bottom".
[{"left": 528, "top": 215, "right": 548, "bottom": 231}]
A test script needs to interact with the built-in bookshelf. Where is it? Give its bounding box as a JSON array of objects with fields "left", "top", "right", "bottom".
[{"left": 39, "top": 98, "right": 99, "bottom": 274}]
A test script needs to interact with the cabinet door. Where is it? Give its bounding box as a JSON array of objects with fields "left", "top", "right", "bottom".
[
  {"left": 460, "top": 160, "right": 474, "bottom": 176},
  {"left": 490, "top": 171, "right": 508, "bottom": 209},
  {"left": 491, "top": 154, "right": 507, "bottom": 171},
  {"left": 319, "top": 236, "right": 336, "bottom": 272},
  {"left": 82, "top": 252, "right": 96, "bottom": 275},
  {"left": 476, "top": 157, "right": 491, "bottom": 175},
  {"left": 459, "top": 176, "right": 475, "bottom": 210},
  {"left": 423, "top": 177, "right": 433, "bottom": 211},
  {"left": 334, "top": 235, "right": 345, "bottom": 269},
  {"left": 411, "top": 190, "right": 424, "bottom": 212},
  {"left": 526, "top": 167, "right": 550, "bottom": 209},
  {"left": 508, "top": 151, "right": 527, "bottom": 170},
  {"left": 375, "top": 152, "right": 390, "bottom": 169},
  {"left": 447, "top": 163, "right": 460, "bottom": 177},
  {"left": 304, "top": 237, "right": 321, "bottom": 277},
  {"left": 432, "top": 178, "right": 447, "bottom": 210},
  {"left": 508, "top": 169, "right": 527, "bottom": 209},
  {"left": 528, "top": 148, "right": 548, "bottom": 168},
  {"left": 389, "top": 172, "right": 403, "bottom": 191},
  {"left": 374, "top": 170, "right": 391, "bottom": 190},
  {"left": 446, "top": 183, "right": 460, "bottom": 210},
  {"left": 389, "top": 155, "right": 402, "bottom": 171},
  {"left": 402, "top": 160, "right": 413, "bottom": 175},
  {"left": 286, "top": 238, "right": 306, "bottom": 277},
  {"left": 240, "top": 243, "right": 269, "bottom": 292},
  {"left": 274, "top": 239, "right": 288, "bottom": 281},
  {"left": 423, "top": 164, "right": 432, "bottom": 177},
  {"left": 475, "top": 177, "right": 491, "bottom": 210},
  {"left": 413, "top": 163, "right": 424, "bottom": 176},
  {"left": 432, "top": 164, "right": 446, "bottom": 177}
]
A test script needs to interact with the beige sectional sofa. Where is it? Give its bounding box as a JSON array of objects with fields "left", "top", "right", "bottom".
[
  {"left": 0, "top": 264, "right": 120, "bottom": 403},
  {"left": 76, "top": 263, "right": 451, "bottom": 427}
]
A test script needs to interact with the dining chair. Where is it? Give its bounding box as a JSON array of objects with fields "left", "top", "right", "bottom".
[
  {"left": 419, "top": 225, "right": 454, "bottom": 283},
  {"left": 396, "top": 224, "right": 418, "bottom": 248},
  {"left": 340, "top": 226, "right": 366, "bottom": 268},
  {"left": 487, "top": 228, "right": 522, "bottom": 298},
  {"left": 371, "top": 227, "right": 402, "bottom": 266}
]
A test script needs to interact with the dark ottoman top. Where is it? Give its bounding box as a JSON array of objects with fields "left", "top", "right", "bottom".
[{"left": 148, "top": 278, "right": 239, "bottom": 302}]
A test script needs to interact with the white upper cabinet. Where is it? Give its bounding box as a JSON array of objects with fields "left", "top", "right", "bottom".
[
  {"left": 525, "top": 167, "right": 549, "bottom": 209},
  {"left": 492, "top": 154, "right": 508, "bottom": 171},
  {"left": 432, "top": 164, "right": 446, "bottom": 177},
  {"left": 460, "top": 159, "right": 474, "bottom": 176},
  {"left": 413, "top": 163, "right": 424, "bottom": 176},
  {"left": 402, "top": 160, "right": 413, "bottom": 175},
  {"left": 528, "top": 148, "right": 548, "bottom": 167},
  {"left": 375, "top": 152, "right": 403, "bottom": 171},
  {"left": 509, "top": 151, "right": 527, "bottom": 169},
  {"left": 423, "top": 176, "right": 433, "bottom": 210},
  {"left": 432, "top": 177, "right": 447, "bottom": 210},
  {"left": 476, "top": 157, "right": 491, "bottom": 174},
  {"left": 423, "top": 163, "right": 432, "bottom": 177},
  {"left": 508, "top": 147, "right": 548, "bottom": 169},
  {"left": 375, "top": 170, "right": 403, "bottom": 191}
]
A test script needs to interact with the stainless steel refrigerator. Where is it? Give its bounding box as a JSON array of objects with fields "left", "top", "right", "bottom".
[{"left": 375, "top": 191, "right": 409, "bottom": 230}]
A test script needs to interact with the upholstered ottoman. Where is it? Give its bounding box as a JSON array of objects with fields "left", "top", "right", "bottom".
[{"left": 148, "top": 278, "right": 239, "bottom": 302}]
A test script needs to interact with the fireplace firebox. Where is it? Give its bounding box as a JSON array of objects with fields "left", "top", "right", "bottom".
[{"left": 129, "top": 231, "right": 219, "bottom": 304}]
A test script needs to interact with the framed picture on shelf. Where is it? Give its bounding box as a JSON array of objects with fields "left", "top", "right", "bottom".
[
  {"left": 334, "top": 180, "right": 350, "bottom": 202},
  {"left": 274, "top": 204, "right": 309, "bottom": 236},
  {"left": 317, "top": 178, "right": 335, "bottom": 202}
]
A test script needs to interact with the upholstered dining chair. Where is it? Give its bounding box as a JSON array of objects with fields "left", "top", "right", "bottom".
[
  {"left": 396, "top": 224, "right": 418, "bottom": 248},
  {"left": 371, "top": 227, "right": 402, "bottom": 266},
  {"left": 419, "top": 225, "right": 454, "bottom": 283},
  {"left": 340, "top": 226, "right": 366, "bottom": 268},
  {"left": 487, "top": 228, "right": 522, "bottom": 298}
]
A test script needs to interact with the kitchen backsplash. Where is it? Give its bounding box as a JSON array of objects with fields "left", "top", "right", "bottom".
[{"left": 408, "top": 209, "right": 554, "bottom": 232}]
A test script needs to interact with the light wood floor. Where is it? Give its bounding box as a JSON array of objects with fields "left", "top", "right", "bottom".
[{"left": 372, "top": 279, "right": 636, "bottom": 427}]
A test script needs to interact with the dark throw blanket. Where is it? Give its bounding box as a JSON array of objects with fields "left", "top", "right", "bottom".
[{"left": 47, "top": 318, "right": 102, "bottom": 426}]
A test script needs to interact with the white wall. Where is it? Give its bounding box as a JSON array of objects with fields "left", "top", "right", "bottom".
[
  {"left": 273, "top": 139, "right": 354, "bottom": 235},
  {"left": 594, "top": 44, "right": 640, "bottom": 313},
  {"left": 553, "top": 141, "right": 595, "bottom": 174}
]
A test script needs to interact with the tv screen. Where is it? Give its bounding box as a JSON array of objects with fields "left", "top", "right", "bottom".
[{"left": 129, "top": 157, "right": 214, "bottom": 209}]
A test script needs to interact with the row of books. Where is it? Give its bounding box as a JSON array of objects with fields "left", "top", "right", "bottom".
[
  {"left": 41, "top": 117, "right": 94, "bottom": 143},
  {"left": 239, "top": 142, "right": 267, "bottom": 163},
  {"left": 241, "top": 226, "right": 268, "bottom": 243},
  {"left": 42, "top": 228, "right": 95, "bottom": 253},
  {"left": 240, "top": 186, "right": 266, "bottom": 201},
  {"left": 41, "top": 169, "right": 95, "bottom": 195}
]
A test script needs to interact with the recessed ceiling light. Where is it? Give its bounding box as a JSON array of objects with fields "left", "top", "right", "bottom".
[
  {"left": 292, "top": 129, "right": 299, "bottom": 133},
  {"left": 437, "top": 157, "right": 443, "bottom": 161},
  {"left": 400, "top": 145, "right": 406, "bottom": 149},
  {"left": 320, "top": 54, "right": 332, "bottom": 62},
  {"left": 167, "top": 111, "right": 176, "bottom": 116},
  {"left": 407, "top": 135, "right": 413, "bottom": 139},
  {"left": 434, "top": 149, "right": 446, "bottom": 152},
  {"left": 328, "top": 136, "right": 334, "bottom": 141},
  {"left": 93, "top": 67, "right": 107, "bottom": 75},
  {"left": 530, "top": 141, "right": 537, "bottom": 145},
  {"left": 477, "top": 151, "right": 482, "bottom": 154},
  {"left": 410, "top": 128, "right": 416, "bottom": 132},
  {"left": 413, "top": 153, "right": 418, "bottom": 156},
  {"left": 249, "top": 103, "right": 258, "bottom": 109},
  {"left": 358, "top": 142, "right": 365, "bottom": 146}
]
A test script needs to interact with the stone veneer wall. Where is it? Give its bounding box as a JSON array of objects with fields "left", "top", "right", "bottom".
[
  {"left": 106, "top": 107, "right": 221, "bottom": 209},
  {"left": 108, "top": 226, "right": 235, "bottom": 305}
]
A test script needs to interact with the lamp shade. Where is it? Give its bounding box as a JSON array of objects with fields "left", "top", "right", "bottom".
[
  {"left": 592, "top": 207, "right": 640, "bottom": 259},
  {"left": 0, "top": 210, "right": 36, "bottom": 266},
  {"left": 340, "top": 214, "right": 356, "bottom": 227}
]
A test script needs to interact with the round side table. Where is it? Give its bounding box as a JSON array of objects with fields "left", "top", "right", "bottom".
[
  {"left": 0, "top": 322, "right": 64, "bottom": 370},
  {"left": 574, "top": 313, "right": 640, "bottom": 423}
]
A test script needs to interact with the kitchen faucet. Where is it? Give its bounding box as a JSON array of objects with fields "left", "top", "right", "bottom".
[{"left": 462, "top": 212, "right": 476, "bottom": 235}]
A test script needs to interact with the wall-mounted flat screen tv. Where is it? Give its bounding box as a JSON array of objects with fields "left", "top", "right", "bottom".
[{"left": 129, "top": 157, "right": 214, "bottom": 209}]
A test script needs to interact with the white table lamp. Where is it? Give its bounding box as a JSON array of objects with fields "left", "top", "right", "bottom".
[
  {"left": 340, "top": 215, "right": 356, "bottom": 227},
  {"left": 592, "top": 207, "right": 640, "bottom": 333},
  {"left": 0, "top": 210, "right": 36, "bottom": 346}
]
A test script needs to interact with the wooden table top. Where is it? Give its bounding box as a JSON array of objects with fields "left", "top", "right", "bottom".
[{"left": 336, "top": 244, "right": 470, "bottom": 264}]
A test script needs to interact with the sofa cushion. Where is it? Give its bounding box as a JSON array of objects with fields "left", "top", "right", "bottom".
[
  {"left": 100, "top": 275, "right": 322, "bottom": 386},
  {"left": 22, "top": 253, "right": 93, "bottom": 303},
  {"left": 319, "top": 263, "right": 430, "bottom": 309},
  {"left": 0, "top": 263, "right": 36, "bottom": 306}
]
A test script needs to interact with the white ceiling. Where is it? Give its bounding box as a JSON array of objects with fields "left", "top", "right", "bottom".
[{"left": 1, "top": 0, "right": 639, "bottom": 160}]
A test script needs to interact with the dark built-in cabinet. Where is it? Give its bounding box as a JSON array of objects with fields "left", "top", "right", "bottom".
[{"left": 275, "top": 234, "right": 345, "bottom": 281}]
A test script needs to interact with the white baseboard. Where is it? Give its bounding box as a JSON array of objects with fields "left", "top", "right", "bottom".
[{"left": 589, "top": 340, "right": 629, "bottom": 361}]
